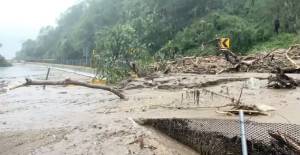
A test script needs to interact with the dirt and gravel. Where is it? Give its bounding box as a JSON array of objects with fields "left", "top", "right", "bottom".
[{"left": 1, "top": 51, "right": 300, "bottom": 155}]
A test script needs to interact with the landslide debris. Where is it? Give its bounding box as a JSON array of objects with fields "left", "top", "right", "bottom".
[{"left": 149, "top": 46, "right": 300, "bottom": 75}]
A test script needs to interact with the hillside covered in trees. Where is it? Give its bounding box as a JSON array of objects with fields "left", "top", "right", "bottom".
[{"left": 16, "top": 0, "right": 300, "bottom": 81}]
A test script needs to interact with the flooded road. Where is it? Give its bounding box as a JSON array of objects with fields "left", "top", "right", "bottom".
[
  {"left": 1, "top": 64, "right": 300, "bottom": 155},
  {"left": 0, "top": 64, "right": 47, "bottom": 80},
  {"left": 0, "top": 64, "right": 105, "bottom": 132},
  {"left": 0, "top": 63, "right": 198, "bottom": 155},
  {"left": 0, "top": 64, "right": 48, "bottom": 94}
]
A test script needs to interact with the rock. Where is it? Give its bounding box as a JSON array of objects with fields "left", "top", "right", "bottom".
[
  {"left": 58, "top": 91, "right": 68, "bottom": 94},
  {"left": 254, "top": 104, "right": 276, "bottom": 112},
  {"left": 91, "top": 124, "right": 102, "bottom": 129},
  {"left": 245, "top": 78, "right": 262, "bottom": 90},
  {"left": 132, "top": 118, "right": 147, "bottom": 125},
  {"left": 141, "top": 108, "right": 146, "bottom": 112}
]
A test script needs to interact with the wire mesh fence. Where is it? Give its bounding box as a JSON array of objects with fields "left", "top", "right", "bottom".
[
  {"left": 25, "top": 58, "right": 92, "bottom": 67},
  {"left": 143, "top": 118, "right": 300, "bottom": 155},
  {"left": 53, "top": 58, "right": 92, "bottom": 67}
]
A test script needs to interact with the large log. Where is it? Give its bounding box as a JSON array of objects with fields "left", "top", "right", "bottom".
[{"left": 17, "top": 78, "right": 126, "bottom": 99}]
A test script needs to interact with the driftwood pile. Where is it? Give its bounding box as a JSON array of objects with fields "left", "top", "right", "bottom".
[
  {"left": 150, "top": 56, "right": 230, "bottom": 74},
  {"left": 150, "top": 45, "right": 300, "bottom": 75}
]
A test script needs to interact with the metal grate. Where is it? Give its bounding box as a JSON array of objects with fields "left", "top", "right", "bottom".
[{"left": 143, "top": 118, "right": 300, "bottom": 155}]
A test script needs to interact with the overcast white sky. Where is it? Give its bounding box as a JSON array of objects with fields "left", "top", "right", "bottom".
[{"left": 0, "top": 0, "right": 80, "bottom": 59}]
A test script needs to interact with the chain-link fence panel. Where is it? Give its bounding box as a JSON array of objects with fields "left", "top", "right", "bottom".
[{"left": 143, "top": 118, "right": 300, "bottom": 155}]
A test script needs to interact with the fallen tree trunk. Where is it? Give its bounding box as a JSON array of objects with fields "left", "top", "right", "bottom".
[
  {"left": 272, "top": 68, "right": 300, "bottom": 74},
  {"left": 14, "top": 78, "right": 126, "bottom": 99}
]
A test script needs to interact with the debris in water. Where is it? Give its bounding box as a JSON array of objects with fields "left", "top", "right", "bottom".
[{"left": 268, "top": 67, "right": 300, "bottom": 89}]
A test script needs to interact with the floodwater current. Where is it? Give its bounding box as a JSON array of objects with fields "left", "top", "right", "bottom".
[
  {"left": 0, "top": 64, "right": 47, "bottom": 80},
  {"left": 0, "top": 64, "right": 48, "bottom": 93}
]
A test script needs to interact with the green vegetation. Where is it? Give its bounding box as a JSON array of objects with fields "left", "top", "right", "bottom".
[
  {"left": 0, "top": 55, "right": 11, "bottom": 67},
  {"left": 16, "top": 0, "right": 300, "bottom": 82},
  {"left": 0, "top": 43, "right": 12, "bottom": 67},
  {"left": 249, "top": 33, "right": 300, "bottom": 53}
]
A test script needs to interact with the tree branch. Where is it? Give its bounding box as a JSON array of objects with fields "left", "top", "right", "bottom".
[{"left": 13, "top": 78, "right": 126, "bottom": 99}]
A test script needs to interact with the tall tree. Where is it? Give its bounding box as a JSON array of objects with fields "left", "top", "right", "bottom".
[{"left": 16, "top": 0, "right": 300, "bottom": 81}]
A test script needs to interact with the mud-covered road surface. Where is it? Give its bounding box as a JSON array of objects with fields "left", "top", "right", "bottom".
[
  {"left": 1, "top": 64, "right": 300, "bottom": 155},
  {"left": 0, "top": 64, "right": 199, "bottom": 155}
]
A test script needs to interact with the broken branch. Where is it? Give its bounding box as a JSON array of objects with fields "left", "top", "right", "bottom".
[
  {"left": 285, "top": 45, "right": 300, "bottom": 69},
  {"left": 14, "top": 78, "right": 126, "bottom": 99}
]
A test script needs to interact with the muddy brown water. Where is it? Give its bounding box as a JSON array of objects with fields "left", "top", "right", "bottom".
[
  {"left": 1, "top": 64, "right": 300, "bottom": 155},
  {"left": 0, "top": 64, "right": 199, "bottom": 155}
]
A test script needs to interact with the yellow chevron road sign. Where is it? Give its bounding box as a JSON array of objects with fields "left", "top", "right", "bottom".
[{"left": 219, "top": 38, "right": 231, "bottom": 50}]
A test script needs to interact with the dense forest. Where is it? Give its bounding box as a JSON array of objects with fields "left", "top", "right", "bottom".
[{"left": 16, "top": 0, "right": 300, "bottom": 81}]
